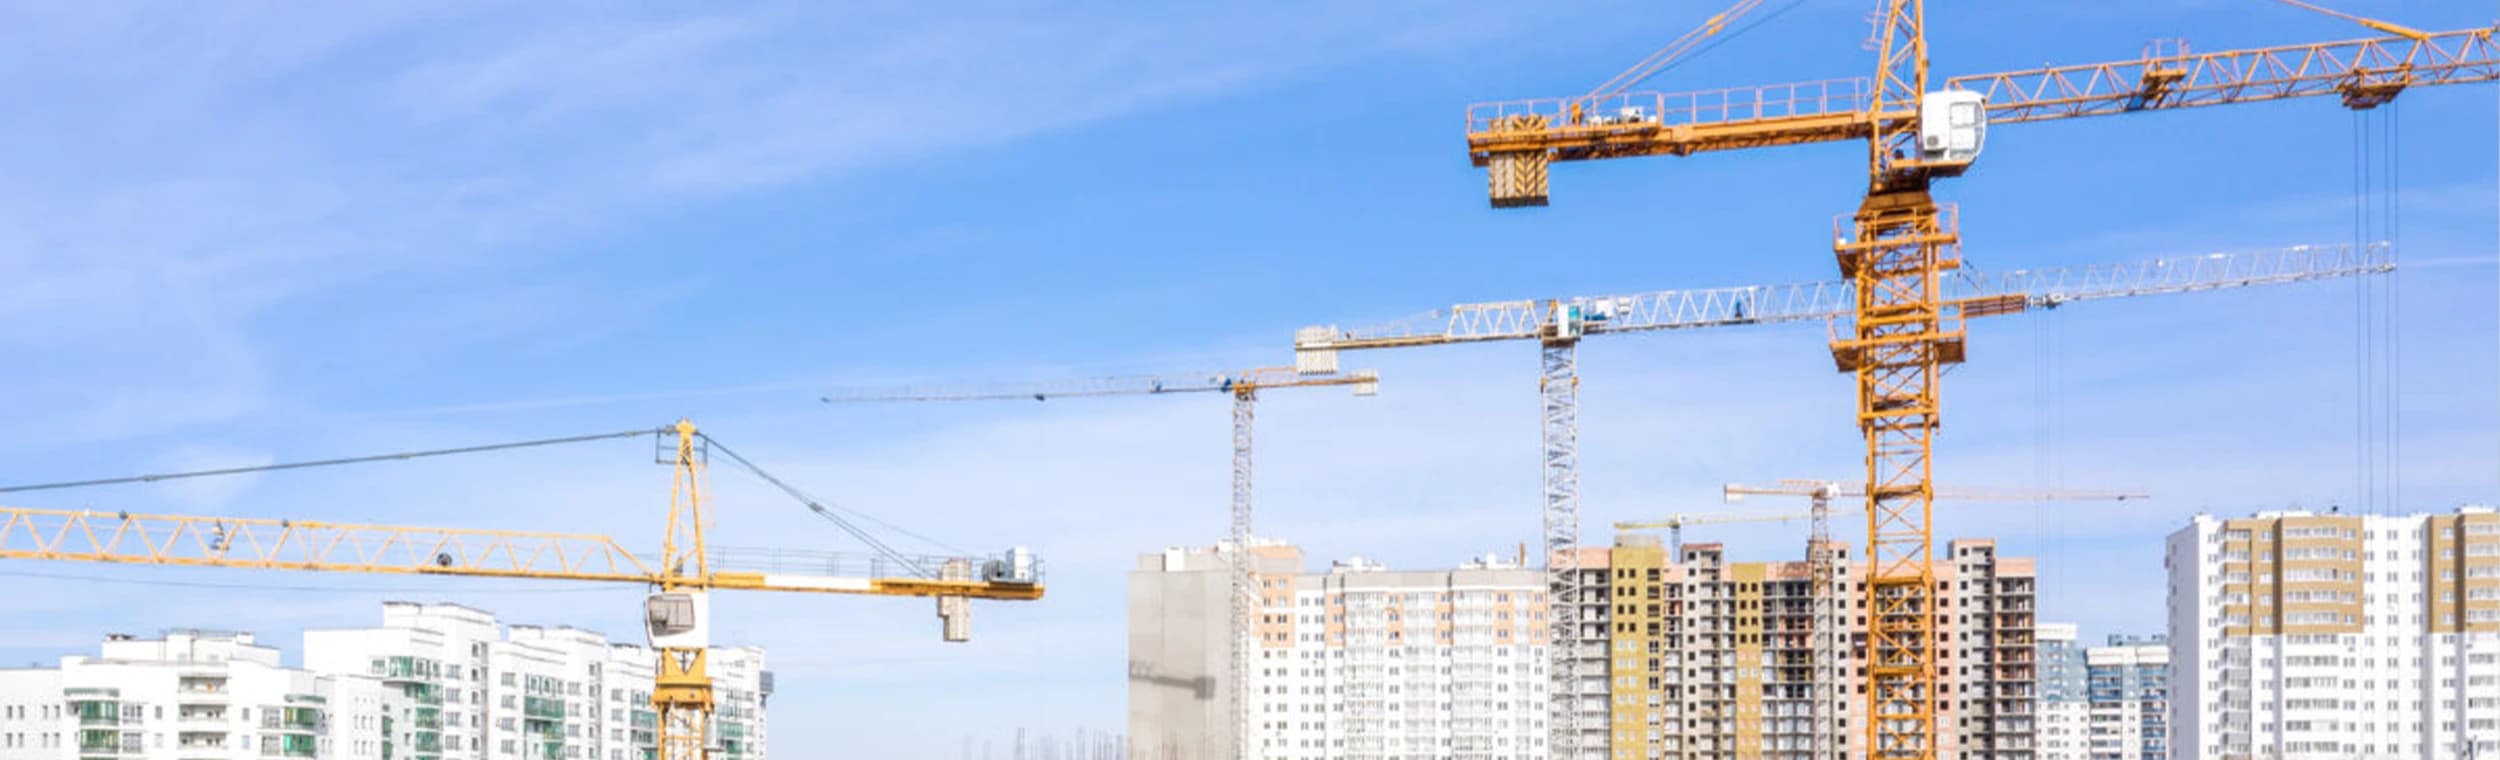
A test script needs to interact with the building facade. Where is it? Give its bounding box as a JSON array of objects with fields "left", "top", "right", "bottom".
[
  {"left": 1571, "top": 535, "right": 2041, "bottom": 760},
  {"left": 2168, "top": 505, "right": 2500, "bottom": 760},
  {"left": 1129, "top": 542, "right": 1549, "bottom": 760},
  {"left": 304, "top": 603, "right": 767, "bottom": 760},
  {"left": 2082, "top": 635, "right": 2165, "bottom": 760},
  {"left": 0, "top": 631, "right": 358, "bottom": 760},
  {"left": 0, "top": 605, "right": 766, "bottom": 760},
  {"left": 2036, "top": 624, "right": 2087, "bottom": 760}
]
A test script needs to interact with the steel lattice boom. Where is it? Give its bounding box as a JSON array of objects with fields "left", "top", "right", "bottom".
[
  {"left": 825, "top": 368, "right": 1376, "bottom": 760},
  {"left": 1297, "top": 243, "right": 2388, "bottom": 353},
  {"left": 1467, "top": 24, "right": 2499, "bottom": 197}
]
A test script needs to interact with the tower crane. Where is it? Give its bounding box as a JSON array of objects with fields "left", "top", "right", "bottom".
[
  {"left": 1612, "top": 510, "right": 1806, "bottom": 557},
  {"left": 1293, "top": 242, "right": 2386, "bottom": 755},
  {"left": 0, "top": 420, "right": 1044, "bottom": 760},
  {"left": 1450, "top": 2, "right": 2498, "bottom": 754},
  {"left": 822, "top": 367, "right": 1378, "bottom": 760}
]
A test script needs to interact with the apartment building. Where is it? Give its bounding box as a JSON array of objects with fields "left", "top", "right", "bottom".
[
  {"left": 1572, "top": 534, "right": 2041, "bottom": 760},
  {"left": 2168, "top": 505, "right": 2500, "bottom": 760},
  {"left": 2036, "top": 624, "right": 2087, "bottom": 760},
  {"left": 304, "top": 603, "right": 768, "bottom": 760},
  {"left": 2081, "top": 635, "right": 2165, "bottom": 760},
  {"left": 0, "top": 630, "right": 376, "bottom": 760},
  {"left": 1129, "top": 542, "right": 1550, "bottom": 760},
  {"left": 0, "top": 602, "right": 768, "bottom": 760}
]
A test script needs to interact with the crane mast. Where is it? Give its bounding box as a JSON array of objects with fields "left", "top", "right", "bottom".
[
  {"left": 1848, "top": 6, "right": 1954, "bottom": 754},
  {"left": 653, "top": 421, "right": 714, "bottom": 760},
  {"left": 825, "top": 368, "right": 1377, "bottom": 760}
]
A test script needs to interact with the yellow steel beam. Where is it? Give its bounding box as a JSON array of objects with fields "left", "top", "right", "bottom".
[
  {"left": 1465, "top": 24, "right": 2499, "bottom": 173},
  {"left": 0, "top": 505, "right": 1045, "bottom": 601}
]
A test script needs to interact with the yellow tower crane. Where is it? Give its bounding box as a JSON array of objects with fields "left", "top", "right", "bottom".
[
  {"left": 0, "top": 420, "right": 1044, "bottom": 760},
  {"left": 1295, "top": 243, "right": 2387, "bottom": 756},
  {"left": 822, "top": 367, "right": 1378, "bottom": 760},
  {"left": 1459, "top": 2, "right": 2496, "bottom": 755}
]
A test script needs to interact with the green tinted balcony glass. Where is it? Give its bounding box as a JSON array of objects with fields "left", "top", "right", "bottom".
[
  {"left": 73, "top": 701, "right": 119, "bottom": 725},
  {"left": 77, "top": 730, "right": 119, "bottom": 751},
  {"left": 282, "top": 707, "right": 322, "bottom": 730}
]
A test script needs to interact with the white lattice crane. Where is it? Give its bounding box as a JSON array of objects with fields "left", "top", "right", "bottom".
[
  {"left": 822, "top": 367, "right": 1377, "bottom": 760},
  {"left": 1291, "top": 243, "right": 2384, "bottom": 747},
  {"left": 1613, "top": 510, "right": 1807, "bottom": 556}
]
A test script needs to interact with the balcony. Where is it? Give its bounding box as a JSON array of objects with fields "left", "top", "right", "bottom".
[
  {"left": 73, "top": 700, "right": 120, "bottom": 727},
  {"left": 260, "top": 734, "right": 318, "bottom": 759},
  {"left": 282, "top": 707, "right": 324, "bottom": 732},
  {"left": 77, "top": 730, "right": 123, "bottom": 753},
  {"left": 178, "top": 678, "right": 230, "bottom": 699},
  {"left": 377, "top": 656, "right": 437, "bottom": 682},
  {"left": 523, "top": 696, "right": 565, "bottom": 720},
  {"left": 178, "top": 707, "right": 227, "bottom": 723}
]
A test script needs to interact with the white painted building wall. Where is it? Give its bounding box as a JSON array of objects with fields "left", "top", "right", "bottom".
[
  {"left": 0, "top": 605, "right": 765, "bottom": 760},
  {"left": 1138, "top": 544, "right": 1547, "bottom": 760},
  {"left": 307, "top": 603, "right": 763, "bottom": 760},
  {"left": 2035, "top": 624, "right": 2087, "bottom": 760},
  {"left": 0, "top": 631, "right": 349, "bottom": 760},
  {"left": 2082, "top": 640, "right": 2166, "bottom": 760},
  {"left": 2168, "top": 507, "right": 2500, "bottom": 760}
]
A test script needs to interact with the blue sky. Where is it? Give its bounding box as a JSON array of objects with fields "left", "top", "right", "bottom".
[{"left": 1, "top": 1, "right": 2495, "bottom": 756}]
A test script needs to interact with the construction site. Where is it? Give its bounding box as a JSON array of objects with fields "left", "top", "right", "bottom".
[{"left": 2, "top": 2, "right": 2497, "bottom": 760}]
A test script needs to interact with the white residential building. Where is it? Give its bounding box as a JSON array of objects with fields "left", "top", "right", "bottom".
[
  {"left": 2167, "top": 505, "right": 2500, "bottom": 760},
  {"left": 0, "top": 605, "right": 766, "bottom": 760},
  {"left": 2082, "top": 636, "right": 2166, "bottom": 760},
  {"left": 2036, "top": 624, "right": 2088, "bottom": 760},
  {"left": 0, "top": 630, "right": 373, "bottom": 760},
  {"left": 1130, "top": 542, "right": 1549, "bottom": 760},
  {"left": 304, "top": 603, "right": 767, "bottom": 760}
]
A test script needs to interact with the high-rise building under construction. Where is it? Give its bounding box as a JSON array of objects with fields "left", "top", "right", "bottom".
[
  {"left": 1129, "top": 535, "right": 2042, "bottom": 760},
  {"left": 1569, "top": 534, "right": 2041, "bottom": 760}
]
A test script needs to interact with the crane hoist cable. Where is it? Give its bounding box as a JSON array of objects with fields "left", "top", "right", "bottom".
[
  {"left": 0, "top": 427, "right": 665, "bottom": 495},
  {"left": 1585, "top": 0, "right": 1803, "bottom": 101},
  {"left": 694, "top": 433, "right": 936, "bottom": 577},
  {"left": 0, "top": 567, "right": 630, "bottom": 594},
  {"left": 0, "top": 425, "right": 952, "bottom": 579}
]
